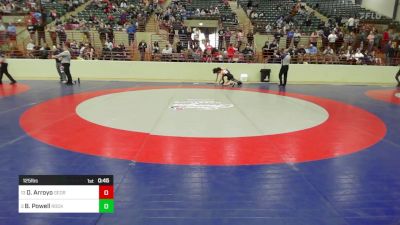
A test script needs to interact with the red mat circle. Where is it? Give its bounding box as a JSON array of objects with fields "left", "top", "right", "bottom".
[
  {"left": 0, "top": 83, "right": 30, "bottom": 97},
  {"left": 365, "top": 89, "right": 400, "bottom": 105},
  {"left": 20, "top": 86, "right": 386, "bottom": 165}
]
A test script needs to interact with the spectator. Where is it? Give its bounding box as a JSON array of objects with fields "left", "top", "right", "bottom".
[
  {"left": 367, "top": 31, "right": 375, "bottom": 52},
  {"left": 27, "top": 21, "right": 36, "bottom": 42},
  {"left": 343, "top": 31, "right": 355, "bottom": 49},
  {"left": 236, "top": 30, "right": 243, "bottom": 50},
  {"left": 265, "top": 23, "right": 272, "bottom": 33},
  {"left": 227, "top": 43, "right": 236, "bottom": 62},
  {"left": 347, "top": 16, "right": 355, "bottom": 32},
  {"left": 7, "top": 23, "right": 16, "bottom": 43},
  {"left": 382, "top": 29, "right": 390, "bottom": 49},
  {"left": 307, "top": 44, "right": 317, "bottom": 55},
  {"left": 384, "top": 41, "right": 395, "bottom": 66},
  {"left": 343, "top": 46, "right": 353, "bottom": 61},
  {"left": 86, "top": 43, "right": 95, "bottom": 60},
  {"left": 323, "top": 46, "right": 334, "bottom": 55},
  {"left": 224, "top": 28, "right": 231, "bottom": 48},
  {"left": 98, "top": 24, "right": 107, "bottom": 46},
  {"left": 105, "top": 40, "right": 113, "bottom": 50},
  {"left": 262, "top": 41, "right": 270, "bottom": 58},
  {"left": 80, "top": 23, "right": 90, "bottom": 43},
  {"left": 369, "top": 50, "right": 382, "bottom": 65},
  {"left": 169, "top": 29, "right": 175, "bottom": 45},
  {"left": 56, "top": 25, "right": 67, "bottom": 44},
  {"left": 241, "top": 44, "right": 254, "bottom": 61},
  {"left": 309, "top": 31, "right": 319, "bottom": 47},
  {"left": 152, "top": 41, "right": 160, "bottom": 54},
  {"left": 162, "top": 44, "right": 172, "bottom": 54},
  {"left": 274, "top": 29, "right": 282, "bottom": 43},
  {"left": 217, "top": 26, "right": 225, "bottom": 50},
  {"left": 328, "top": 31, "right": 338, "bottom": 50},
  {"left": 26, "top": 39, "right": 35, "bottom": 58},
  {"left": 293, "top": 30, "right": 301, "bottom": 48},
  {"left": 49, "top": 8, "right": 57, "bottom": 21},
  {"left": 192, "top": 47, "right": 202, "bottom": 62},
  {"left": 39, "top": 43, "right": 51, "bottom": 59},
  {"left": 47, "top": 24, "right": 57, "bottom": 46},
  {"left": 161, "top": 44, "right": 172, "bottom": 61},
  {"left": 296, "top": 45, "right": 307, "bottom": 56},
  {"left": 354, "top": 48, "right": 364, "bottom": 64},
  {"left": 286, "top": 29, "right": 294, "bottom": 48},
  {"left": 176, "top": 41, "right": 183, "bottom": 54},
  {"left": 36, "top": 22, "right": 46, "bottom": 46},
  {"left": 138, "top": 40, "right": 147, "bottom": 61},
  {"left": 127, "top": 23, "right": 137, "bottom": 46}
]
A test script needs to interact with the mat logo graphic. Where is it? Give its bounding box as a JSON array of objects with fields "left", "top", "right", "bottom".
[{"left": 170, "top": 99, "right": 234, "bottom": 110}]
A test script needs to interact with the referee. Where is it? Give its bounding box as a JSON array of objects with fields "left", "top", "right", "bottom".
[
  {"left": 0, "top": 52, "right": 17, "bottom": 85},
  {"left": 279, "top": 49, "right": 291, "bottom": 86},
  {"left": 52, "top": 45, "right": 73, "bottom": 85}
]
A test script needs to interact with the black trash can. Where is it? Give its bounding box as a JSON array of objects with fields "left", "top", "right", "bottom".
[{"left": 260, "top": 69, "right": 271, "bottom": 82}]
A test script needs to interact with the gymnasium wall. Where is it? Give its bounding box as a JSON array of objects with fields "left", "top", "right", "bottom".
[
  {"left": 8, "top": 59, "right": 397, "bottom": 85},
  {"left": 361, "top": 0, "right": 396, "bottom": 19}
]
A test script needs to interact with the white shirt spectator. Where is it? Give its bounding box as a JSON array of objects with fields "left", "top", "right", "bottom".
[
  {"left": 265, "top": 24, "right": 272, "bottom": 33},
  {"left": 105, "top": 41, "right": 113, "bottom": 50},
  {"left": 26, "top": 42, "right": 35, "bottom": 51},
  {"left": 0, "top": 23, "right": 5, "bottom": 31},
  {"left": 347, "top": 17, "right": 355, "bottom": 26},
  {"left": 162, "top": 46, "right": 172, "bottom": 54},
  {"left": 354, "top": 51, "right": 364, "bottom": 60},
  {"left": 328, "top": 33, "right": 337, "bottom": 43},
  {"left": 323, "top": 48, "right": 334, "bottom": 55}
]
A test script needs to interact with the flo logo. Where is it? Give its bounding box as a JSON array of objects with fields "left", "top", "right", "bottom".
[{"left": 170, "top": 99, "right": 234, "bottom": 110}]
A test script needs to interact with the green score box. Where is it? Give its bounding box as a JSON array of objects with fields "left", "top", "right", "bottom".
[{"left": 99, "top": 199, "right": 114, "bottom": 213}]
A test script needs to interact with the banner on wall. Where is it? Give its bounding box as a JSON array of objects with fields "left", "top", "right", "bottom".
[{"left": 359, "top": 12, "right": 383, "bottom": 20}]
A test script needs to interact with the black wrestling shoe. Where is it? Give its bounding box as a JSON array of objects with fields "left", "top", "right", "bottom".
[
  {"left": 397, "top": 83, "right": 400, "bottom": 87},
  {"left": 10, "top": 81, "right": 17, "bottom": 85}
]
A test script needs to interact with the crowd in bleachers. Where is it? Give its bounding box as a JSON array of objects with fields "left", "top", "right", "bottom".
[
  {"left": 150, "top": 0, "right": 252, "bottom": 63},
  {"left": 0, "top": 0, "right": 36, "bottom": 14},
  {"left": 234, "top": 0, "right": 398, "bottom": 66},
  {"left": 241, "top": 0, "right": 321, "bottom": 35},
  {"left": 1, "top": 0, "right": 399, "bottom": 65},
  {"left": 73, "top": 0, "right": 156, "bottom": 31},
  {"left": 18, "top": 0, "right": 160, "bottom": 61}
]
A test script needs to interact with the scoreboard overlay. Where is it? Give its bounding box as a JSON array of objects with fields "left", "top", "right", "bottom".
[{"left": 18, "top": 175, "right": 114, "bottom": 213}]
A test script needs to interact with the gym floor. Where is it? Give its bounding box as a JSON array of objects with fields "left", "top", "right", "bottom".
[{"left": 0, "top": 81, "right": 399, "bottom": 225}]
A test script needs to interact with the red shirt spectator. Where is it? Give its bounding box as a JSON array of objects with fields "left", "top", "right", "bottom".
[
  {"left": 227, "top": 44, "right": 236, "bottom": 59},
  {"left": 383, "top": 30, "right": 390, "bottom": 42}
]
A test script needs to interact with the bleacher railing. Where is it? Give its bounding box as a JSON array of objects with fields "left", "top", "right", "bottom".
[{"left": 3, "top": 49, "right": 398, "bottom": 66}]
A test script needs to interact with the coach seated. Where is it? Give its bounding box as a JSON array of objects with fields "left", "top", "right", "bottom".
[
  {"left": 241, "top": 44, "right": 254, "bottom": 62},
  {"left": 161, "top": 44, "right": 172, "bottom": 61}
]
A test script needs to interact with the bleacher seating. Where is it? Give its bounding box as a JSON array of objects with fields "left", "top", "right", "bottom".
[
  {"left": 41, "top": 2, "right": 67, "bottom": 22},
  {"left": 76, "top": 0, "right": 150, "bottom": 31},
  {"left": 181, "top": 0, "right": 239, "bottom": 30},
  {"left": 239, "top": 0, "right": 322, "bottom": 34},
  {"left": 305, "top": 0, "right": 395, "bottom": 24},
  {"left": 0, "top": 0, "right": 28, "bottom": 14}
]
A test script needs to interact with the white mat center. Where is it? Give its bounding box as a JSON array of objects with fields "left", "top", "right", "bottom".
[{"left": 76, "top": 89, "right": 329, "bottom": 138}]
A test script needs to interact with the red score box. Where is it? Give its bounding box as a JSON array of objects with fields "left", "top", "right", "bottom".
[{"left": 99, "top": 185, "right": 114, "bottom": 199}]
